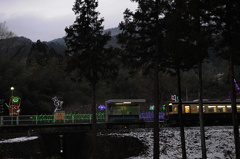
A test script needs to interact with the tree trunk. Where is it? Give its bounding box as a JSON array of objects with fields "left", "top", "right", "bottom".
[
  {"left": 229, "top": 52, "right": 240, "bottom": 158},
  {"left": 91, "top": 83, "right": 97, "bottom": 159},
  {"left": 153, "top": 58, "right": 160, "bottom": 159},
  {"left": 153, "top": 0, "right": 160, "bottom": 158},
  {"left": 177, "top": 67, "right": 186, "bottom": 159},
  {"left": 198, "top": 57, "right": 206, "bottom": 159}
]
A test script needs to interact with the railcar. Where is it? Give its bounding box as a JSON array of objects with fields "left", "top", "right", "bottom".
[
  {"left": 165, "top": 100, "right": 240, "bottom": 126},
  {"left": 105, "top": 99, "right": 146, "bottom": 122}
]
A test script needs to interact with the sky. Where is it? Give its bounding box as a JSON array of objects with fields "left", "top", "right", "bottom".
[{"left": 0, "top": 0, "right": 137, "bottom": 42}]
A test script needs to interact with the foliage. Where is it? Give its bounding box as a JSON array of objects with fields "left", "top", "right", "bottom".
[
  {"left": 0, "top": 22, "right": 15, "bottom": 40},
  {"left": 117, "top": 0, "right": 168, "bottom": 73},
  {"left": 0, "top": 2, "right": 240, "bottom": 117},
  {"left": 64, "top": 0, "right": 118, "bottom": 86},
  {"left": 212, "top": 0, "right": 240, "bottom": 65},
  {"left": 64, "top": 1, "right": 120, "bottom": 157}
]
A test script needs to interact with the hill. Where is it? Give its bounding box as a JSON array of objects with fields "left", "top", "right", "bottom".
[{"left": 0, "top": 27, "right": 121, "bottom": 60}]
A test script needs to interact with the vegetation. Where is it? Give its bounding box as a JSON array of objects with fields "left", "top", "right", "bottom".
[
  {"left": 1, "top": 1, "right": 240, "bottom": 158},
  {"left": 64, "top": 0, "right": 120, "bottom": 158},
  {"left": 0, "top": 0, "right": 239, "bottom": 117}
]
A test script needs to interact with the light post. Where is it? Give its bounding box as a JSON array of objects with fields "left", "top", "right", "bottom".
[
  {"left": 10, "top": 87, "right": 14, "bottom": 96},
  {"left": 10, "top": 87, "right": 14, "bottom": 116}
]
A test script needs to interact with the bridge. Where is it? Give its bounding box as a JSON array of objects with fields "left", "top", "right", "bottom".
[
  {"left": 0, "top": 114, "right": 149, "bottom": 134},
  {"left": 0, "top": 113, "right": 105, "bottom": 126}
]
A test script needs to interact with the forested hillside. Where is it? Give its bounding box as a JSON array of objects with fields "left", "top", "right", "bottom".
[{"left": 0, "top": 26, "right": 238, "bottom": 115}]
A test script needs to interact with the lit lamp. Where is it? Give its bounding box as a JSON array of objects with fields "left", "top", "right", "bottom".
[{"left": 10, "top": 87, "right": 14, "bottom": 96}]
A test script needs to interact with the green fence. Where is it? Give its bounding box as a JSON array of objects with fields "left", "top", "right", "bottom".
[{"left": 32, "top": 112, "right": 105, "bottom": 124}]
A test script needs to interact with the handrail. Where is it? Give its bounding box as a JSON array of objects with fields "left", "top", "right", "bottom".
[{"left": 0, "top": 113, "right": 106, "bottom": 126}]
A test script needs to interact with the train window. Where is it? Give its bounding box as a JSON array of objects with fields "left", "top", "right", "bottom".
[
  {"left": 173, "top": 106, "right": 178, "bottom": 113},
  {"left": 111, "top": 109, "right": 122, "bottom": 115},
  {"left": 237, "top": 105, "right": 240, "bottom": 112},
  {"left": 184, "top": 106, "right": 190, "bottom": 113},
  {"left": 217, "top": 106, "right": 226, "bottom": 112},
  {"left": 168, "top": 106, "right": 173, "bottom": 112},
  {"left": 208, "top": 106, "right": 217, "bottom": 113},
  {"left": 191, "top": 105, "right": 198, "bottom": 113},
  {"left": 227, "top": 106, "right": 232, "bottom": 112},
  {"left": 197, "top": 106, "right": 205, "bottom": 113}
]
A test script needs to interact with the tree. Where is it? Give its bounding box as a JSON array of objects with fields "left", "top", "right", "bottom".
[
  {"left": 64, "top": 0, "right": 118, "bottom": 158},
  {"left": 117, "top": 0, "right": 169, "bottom": 158},
  {"left": 0, "top": 22, "right": 15, "bottom": 40},
  {"left": 165, "top": 1, "right": 214, "bottom": 158},
  {"left": 0, "top": 22, "right": 28, "bottom": 60},
  {"left": 163, "top": 0, "right": 198, "bottom": 158},
  {"left": 26, "top": 40, "right": 58, "bottom": 68},
  {"left": 187, "top": 1, "right": 211, "bottom": 158},
  {"left": 212, "top": 0, "right": 240, "bottom": 158}
]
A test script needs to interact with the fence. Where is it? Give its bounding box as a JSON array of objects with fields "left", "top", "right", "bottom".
[{"left": 0, "top": 112, "right": 106, "bottom": 126}]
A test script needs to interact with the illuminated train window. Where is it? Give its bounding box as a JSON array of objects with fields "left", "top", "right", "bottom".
[
  {"left": 227, "top": 105, "right": 231, "bottom": 112},
  {"left": 208, "top": 106, "right": 217, "bottom": 113},
  {"left": 173, "top": 106, "right": 178, "bottom": 112},
  {"left": 184, "top": 106, "right": 190, "bottom": 113},
  {"left": 217, "top": 106, "right": 226, "bottom": 112},
  {"left": 197, "top": 106, "right": 205, "bottom": 113},
  {"left": 237, "top": 105, "right": 240, "bottom": 112}
]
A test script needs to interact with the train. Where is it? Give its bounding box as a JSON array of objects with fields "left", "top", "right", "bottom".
[
  {"left": 105, "top": 99, "right": 146, "bottom": 122},
  {"left": 164, "top": 100, "right": 240, "bottom": 126},
  {"left": 3, "top": 98, "right": 240, "bottom": 127}
]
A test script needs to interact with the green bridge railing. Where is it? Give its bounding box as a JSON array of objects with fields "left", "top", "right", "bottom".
[{"left": 32, "top": 112, "right": 105, "bottom": 124}]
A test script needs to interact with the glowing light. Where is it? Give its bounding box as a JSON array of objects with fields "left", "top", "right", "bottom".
[
  {"left": 162, "top": 105, "right": 166, "bottom": 110},
  {"left": 13, "top": 97, "right": 19, "bottom": 102},
  {"left": 140, "top": 111, "right": 165, "bottom": 120},
  {"left": 98, "top": 105, "right": 106, "bottom": 111},
  {"left": 149, "top": 105, "right": 154, "bottom": 110},
  {"left": 52, "top": 96, "right": 64, "bottom": 113}
]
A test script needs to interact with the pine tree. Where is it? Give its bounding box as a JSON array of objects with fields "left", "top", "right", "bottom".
[
  {"left": 64, "top": 1, "right": 118, "bottom": 158},
  {"left": 26, "top": 40, "right": 58, "bottom": 68},
  {"left": 117, "top": 0, "right": 169, "bottom": 158},
  {"left": 212, "top": 0, "right": 240, "bottom": 158}
]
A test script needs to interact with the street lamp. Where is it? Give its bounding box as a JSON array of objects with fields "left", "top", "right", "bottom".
[{"left": 10, "top": 87, "right": 14, "bottom": 96}]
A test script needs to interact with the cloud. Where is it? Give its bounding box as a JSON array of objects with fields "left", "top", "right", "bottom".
[
  {"left": 0, "top": 0, "right": 137, "bottom": 41},
  {"left": 6, "top": 13, "right": 75, "bottom": 42}
]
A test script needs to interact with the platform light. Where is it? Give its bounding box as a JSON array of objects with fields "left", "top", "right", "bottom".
[
  {"left": 115, "top": 103, "right": 123, "bottom": 105},
  {"left": 10, "top": 87, "right": 14, "bottom": 96}
]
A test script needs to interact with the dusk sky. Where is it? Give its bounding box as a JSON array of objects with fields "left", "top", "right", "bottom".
[{"left": 0, "top": 0, "right": 137, "bottom": 42}]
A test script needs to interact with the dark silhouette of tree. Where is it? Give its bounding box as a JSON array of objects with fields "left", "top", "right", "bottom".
[
  {"left": 187, "top": 1, "right": 210, "bottom": 158},
  {"left": 0, "top": 22, "right": 29, "bottom": 61},
  {"left": 117, "top": 0, "right": 169, "bottom": 158},
  {"left": 212, "top": 0, "right": 240, "bottom": 158},
  {"left": 165, "top": 1, "right": 214, "bottom": 158},
  {"left": 26, "top": 40, "right": 58, "bottom": 68},
  {"left": 164, "top": 0, "right": 198, "bottom": 158},
  {"left": 64, "top": 0, "right": 118, "bottom": 158},
  {"left": 0, "top": 22, "right": 15, "bottom": 40}
]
